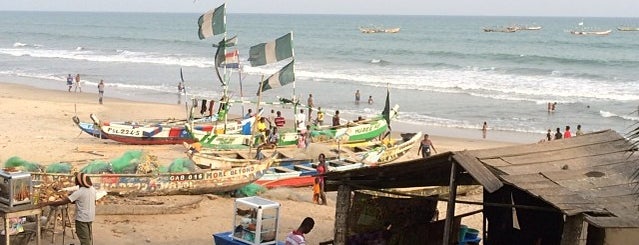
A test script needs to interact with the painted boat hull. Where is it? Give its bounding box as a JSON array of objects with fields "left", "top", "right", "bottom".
[
  {"left": 90, "top": 114, "right": 220, "bottom": 145},
  {"left": 256, "top": 160, "right": 366, "bottom": 189},
  {"left": 73, "top": 116, "right": 108, "bottom": 139},
  {"left": 31, "top": 156, "right": 274, "bottom": 196},
  {"left": 190, "top": 105, "right": 399, "bottom": 150}
]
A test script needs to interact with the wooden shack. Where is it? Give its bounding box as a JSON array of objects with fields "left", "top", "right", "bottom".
[{"left": 325, "top": 130, "right": 639, "bottom": 244}]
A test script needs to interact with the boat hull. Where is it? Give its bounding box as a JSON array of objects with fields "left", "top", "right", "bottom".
[{"left": 31, "top": 156, "right": 274, "bottom": 196}]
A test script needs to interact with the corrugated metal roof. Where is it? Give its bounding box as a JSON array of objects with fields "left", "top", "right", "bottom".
[{"left": 325, "top": 129, "right": 639, "bottom": 228}]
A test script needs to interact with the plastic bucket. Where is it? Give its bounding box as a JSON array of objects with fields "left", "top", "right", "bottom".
[
  {"left": 458, "top": 225, "right": 468, "bottom": 242},
  {"left": 465, "top": 228, "right": 479, "bottom": 240}
]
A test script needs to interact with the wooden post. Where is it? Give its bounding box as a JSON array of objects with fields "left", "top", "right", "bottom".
[
  {"left": 334, "top": 184, "right": 352, "bottom": 245},
  {"left": 442, "top": 161, "right": 458, "bottom": 245},
  {"left": 560, "top": 214, "right": 584, "bottom": 245}
]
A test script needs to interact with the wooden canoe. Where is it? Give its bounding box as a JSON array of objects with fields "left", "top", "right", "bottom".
[
  {"left": 31, "top": 155, "right": 276, "bottom": 196},
  {"left": 255, "top": 159, "right": 367, "bottom": 189},
  {"left": 187, "top": 104, "right": 399, "bottom": 150}
]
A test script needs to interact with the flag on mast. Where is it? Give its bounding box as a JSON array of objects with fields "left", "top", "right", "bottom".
[
  {"left": 381, "top": 87, "right": 391, "bottom": 126},
  {"left": 198, "top": 4, "right": 226, "bottom": 39},
  {"left": 218, "top": 50, "right": 240, "bottom": 68},
  {"left": 257, "top": 60, "right": 295, "bottom": 94},
  {"left": 248, "top": 32, "right": 293, "bottom": 67}
]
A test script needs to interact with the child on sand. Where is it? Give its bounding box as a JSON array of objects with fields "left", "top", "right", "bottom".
[{"left": 312, "top": 177, "right": 320, "bottom": 204}]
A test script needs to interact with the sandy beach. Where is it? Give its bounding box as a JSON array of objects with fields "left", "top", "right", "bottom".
[{"left": 0, "top": 82, "right": 521, "bottom": 244}]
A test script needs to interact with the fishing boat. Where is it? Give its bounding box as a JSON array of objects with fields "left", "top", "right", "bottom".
[
  {"left": 89, "top": 113, "right": 255, "bottom": 145},
  {"left": 253, "top": 132, "right": 421, "bottom": 188},
  {"left": 617, "top": 26, "right": 639, "bottom": 31},
  {"left": 16, "top": 153, "right": 276, "bottom": 196},
  {"left": 516, "top": 25, "right": 542, "bottom": 31},
  {"left": 359, "top": 26, "right": 401, "bottom": 34},
  {"left": 570, "top": 29, "right": 612, "bottom": 36},
  {"left": 255, "top": 158, "right": 367, "bottom": 188},
  {"left": 185, "top": 143, "right": 343, "bottom": 170},
  {"left": 483, "top": 26, "right": 517, "bottom": 33},
  {"left": 188, "top": 104, "right": 399, "bottom": 150},
  {"left": 345, "top": 132, "right": 422, "bottom": 165},
  {"left": 73, "top": 116, "right": 107, "bottom": 139}
]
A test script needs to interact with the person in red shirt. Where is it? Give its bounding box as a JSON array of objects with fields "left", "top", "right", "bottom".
[
  {"left": 564, "top": 126, "right": 572, "bottom": 139},
  {"left": 274, "top": 111, "right": 286, "bottom": 128}
]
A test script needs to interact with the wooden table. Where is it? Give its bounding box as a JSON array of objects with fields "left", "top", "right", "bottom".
[{"left": 0, "top": 204, "right": 41, "bottom": 245}]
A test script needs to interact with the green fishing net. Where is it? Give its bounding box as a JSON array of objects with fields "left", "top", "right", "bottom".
[{"left": 4, "top": 156, "right": 41, "bottom": 172}]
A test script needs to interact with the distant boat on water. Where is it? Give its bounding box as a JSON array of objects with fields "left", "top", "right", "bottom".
[
  {"left": 359, "top": 25, "right": 400, "bottom": 34},
  {"left": 516, "top": 25, "right": 543, "bottom": 31},
  {"left": 483, "top": 26, "right": 517, "bottom": 33},
  {"left": 569, "top": 21, "right": 612, "bottom": 36},
  {"left": 617, "top": 26, "right": 639, "bottom": 31},
  {"left": 570, "top": 29, "right": 612, "bottom": 36}
]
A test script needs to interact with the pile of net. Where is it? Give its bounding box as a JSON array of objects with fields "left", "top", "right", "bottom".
[
  {"left": 79, "top": 150, "right": 160, "bottom": 174},
  {"left": 4, "top": 156, "right": 42, "bottom": 172}
]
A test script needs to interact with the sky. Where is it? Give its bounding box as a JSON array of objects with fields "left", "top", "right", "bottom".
[{"left": 1, "top": 0, "right": 638, "bottom": 17}]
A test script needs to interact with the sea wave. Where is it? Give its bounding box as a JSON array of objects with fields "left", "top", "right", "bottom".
[
  {"left": 0, "top": 47, "right": 214, "bottom": 68},
  {"left": 599, "top": 110, "right": 639, "bottom": 122},
  {"left": 288, "top": 64, "right": 639, "bottom": 103}
]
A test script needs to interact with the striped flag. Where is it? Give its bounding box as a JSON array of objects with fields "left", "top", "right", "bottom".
[
  {"left": 258, "top": 60, "right": 295, "bottom": 94},
  {"left": 198, "top": 4, "right": 226, "bottom": 40},
  {"left": 248, "top": 32, "right": 293, "bottom": 67},
  {"left": 218, "top": 50, "right": 240, "bottom": 68}
]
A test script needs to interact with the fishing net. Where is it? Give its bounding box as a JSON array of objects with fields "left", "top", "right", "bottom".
[
  {"left": 45, "top": 163, "right": 73, "bottom": 173},
  {"left": 235, "top": 183, "right": 267, "bottom": 197},
  {"left": 81, "top": 161, "right": 113, "bottom": 174},
  {"left": 111, "top": 150, "right": 143, "bottom": 174},
  {"left": 4, "top": 156, "right": 42, "bottom": 172},
  {"left": 168, "top": 158, "right": 198, "bottom": 173}
]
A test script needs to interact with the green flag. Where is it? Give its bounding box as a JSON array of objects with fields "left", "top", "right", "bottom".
[
  {"left": 381, "top": 88, "right": 391, "bottom": 126},
  {"left": 198, "top": 4, "right": 226, "bottom": 40},
  {"left": 248, "top": 32, "right": 293, "bottom": 67},
  {"left": 258, "top": 60, "right": 295, "bottom": 94}
]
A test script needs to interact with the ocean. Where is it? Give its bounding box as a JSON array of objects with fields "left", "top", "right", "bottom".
[{"left": 1, "top": 11, "right": 638, "bottom": 142}]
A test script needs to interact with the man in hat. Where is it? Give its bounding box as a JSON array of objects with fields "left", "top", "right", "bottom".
[{"left": 40, "top": 172, "right": 97, "bottom": 245}]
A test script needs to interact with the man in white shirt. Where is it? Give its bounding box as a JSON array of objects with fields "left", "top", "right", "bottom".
[
  {"left": 295, "top": 109, "right": 306, "bottom": 131},
  {"left": 40, "top": 172, "right": 97, "bottom": 245}
]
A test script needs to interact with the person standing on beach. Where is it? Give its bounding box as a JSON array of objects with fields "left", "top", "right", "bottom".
[
  {"left": 576, "top": 125, "right": 584, "bottom": 136},
  {"left": 66, "top": 74, "right": 73, "bottom": 92},
  {"left": 355, "top": 90, "right": 361, "bottom": 103},
  {"left": 177, "top": 81, "right": 184, "bottom": 104},
  {"left": 555, "top": 127, "right": 563, "bottom": 140},
  {"left": 316, "top": 153, "right": 327, "bottom": 205},
  {"left": 285, "top": 217, "right": 315, "bottom": 245},
  {"left": 332, "top": 110, "right": 341, "bottom": 126},
  {"left": 97, "top": 80, "right": 105, "bottom": 104},
  {"left": 482, "top": 121, "right": 488, "bottom": 139},
  {"left": 296, "top": 109, "right": 306, "bottom": 131},
  {"left": 316, "top": 107, "right": 324, "bottom": 126},
  {"left": 307, "top": 94, "right": 314, "bottom": 121},
  {"left": 74, "top": 74, "right": 82, "bottom": 92},
  {"left": 418, "top": 134, "right": 437, "bottom": 158},
  {"left": 274, "top": 111, "right": 286, "bottom": 128},
  {"left": 40, "top": 172, "right": 97, "bottom": 245},
  {"left": 564, "top": 126, "right": 572, "bottom": 139}
]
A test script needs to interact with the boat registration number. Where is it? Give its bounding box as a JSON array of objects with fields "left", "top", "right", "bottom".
[{"left": 106, "top": 127, "right": 142, "bottom": 136}]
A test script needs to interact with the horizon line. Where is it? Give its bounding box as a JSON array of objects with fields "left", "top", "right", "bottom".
[{"left": 1, "top": 10, "right": 638, "bottom": 19}]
